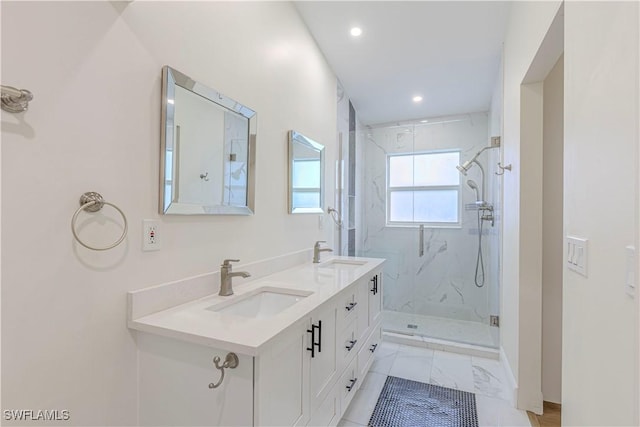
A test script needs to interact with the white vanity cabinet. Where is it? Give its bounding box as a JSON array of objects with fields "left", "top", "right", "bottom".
[
  {"left": 137, "top": 333, "right": 254, "bottom": 427},
  {"left": 132, "top": 260, "right": 384, "bottom": 427}
]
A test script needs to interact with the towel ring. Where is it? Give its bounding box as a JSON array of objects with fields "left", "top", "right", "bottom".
[{"left": 71, "top": 192, "right": 128, "bottom": 251}]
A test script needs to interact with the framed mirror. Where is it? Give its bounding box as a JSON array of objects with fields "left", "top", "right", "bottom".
[
  {"left": 160, "top": 66, "right": 256, "bottom": 215},
  {"left": 288, "top": 131, "right": 325, "bottom": 214}
]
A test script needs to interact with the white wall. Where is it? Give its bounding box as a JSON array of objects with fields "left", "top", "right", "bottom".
[
  {"left": 542, "top": 55, "right": 563, "bottom": 405},
  {"left": 0, "top": 2, "right": 336, "bottom": 425},
  {"left": 500, "top": 0, "right": 562, "bottom": 410},
  {"left": 563, "top": 2, "right": 638, "bottom": 425}
]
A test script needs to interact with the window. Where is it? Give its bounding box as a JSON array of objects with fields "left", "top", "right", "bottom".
[
  {"left": 387, "top": 151, "right": 460, "bottom": 225},
  {"left": 291, "top": 159, "right": 321, "bottom": 209}
]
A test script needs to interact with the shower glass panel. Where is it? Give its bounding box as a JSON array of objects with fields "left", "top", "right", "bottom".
[{"left": 358, "top": 113, "right": 499, "bottom": 349}]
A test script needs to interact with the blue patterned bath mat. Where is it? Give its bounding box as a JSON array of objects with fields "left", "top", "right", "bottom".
[{"left": 368, "top": 376, "right": 479, "bottom": 427}]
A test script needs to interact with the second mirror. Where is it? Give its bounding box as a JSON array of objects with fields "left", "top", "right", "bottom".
[{"left": 288, "top": 131, "right": 324, "bottom": 214}]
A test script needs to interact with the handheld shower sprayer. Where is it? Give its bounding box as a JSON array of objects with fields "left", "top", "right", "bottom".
[{"left": 466, "top": 180, "right": 481, "bottom": 202}]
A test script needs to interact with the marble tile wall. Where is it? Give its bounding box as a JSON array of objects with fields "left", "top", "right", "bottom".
[{"left": 358, "top": 113, "right": 499, "bottom": 324}]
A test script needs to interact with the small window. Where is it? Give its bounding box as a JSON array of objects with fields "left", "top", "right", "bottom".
[
  {"left": 387, "top": 151, "right": 460, "bottom": 225},
  {"left": 291, "top": 159, "right": 321, "bottom": 209}
]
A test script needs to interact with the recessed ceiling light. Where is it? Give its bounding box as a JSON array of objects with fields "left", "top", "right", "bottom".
[
  {"left": 350, "top": 27, "right": 362, "bottom": 37},
  {"left": 420, "top": 119, "right": 429, "bottom": 123},
  {"left": 412, "top": 96, "right": 423, "bottom": 103}
]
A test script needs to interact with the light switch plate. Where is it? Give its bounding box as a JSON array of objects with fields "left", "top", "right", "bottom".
[{"left": 567, "top": 236, "right": 588, "bottom": 277}]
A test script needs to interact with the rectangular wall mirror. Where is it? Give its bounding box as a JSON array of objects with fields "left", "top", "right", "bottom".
[
  {"left": 160, "top": 66, "right": 256, "bottom": 215},
  {"left": 288, "top": 130, "right": 325, "bottom": 214}
]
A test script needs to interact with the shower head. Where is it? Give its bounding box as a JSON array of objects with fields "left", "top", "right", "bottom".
[
  {"left": 466, "top": 179, "right": 481, "bottom": 202},
  {"left": 456, "top": 160, "right": 473, "bottom": 176}
]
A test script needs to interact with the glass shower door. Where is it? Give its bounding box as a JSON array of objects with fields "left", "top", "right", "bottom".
[
  {"left": 358, "top": 124, "right": 420, "bottom": 337},
  {"left": 359, "top": 116, "right": 499, "bottom": 349}
]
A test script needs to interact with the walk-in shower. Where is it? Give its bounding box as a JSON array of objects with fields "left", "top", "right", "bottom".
[{"left": 358, "top": 113, "right": 501, "bottom": 349}]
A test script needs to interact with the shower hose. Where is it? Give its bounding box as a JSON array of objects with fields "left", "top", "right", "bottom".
[{"left": 475, "top": 209, "right": 485, "bottom": 288}]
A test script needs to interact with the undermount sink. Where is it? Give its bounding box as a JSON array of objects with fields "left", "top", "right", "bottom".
[
  {"left": 206, "top": 287, "right": 313, "bottom": 319},
  {"left": 318, "top": 259, "right": 367, "bottom": 270}
]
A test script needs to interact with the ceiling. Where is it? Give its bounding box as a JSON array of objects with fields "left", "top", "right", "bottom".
[{"left": 294, "top": 1, "right": 511, "bottom": 125}]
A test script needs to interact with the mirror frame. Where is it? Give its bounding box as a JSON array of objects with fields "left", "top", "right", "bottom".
[
  {"left": 160, "top": 65, "right": 257, "bottom": 215},
  {"left": 288, "top": 130, "right": 325, "bottom": 214}
]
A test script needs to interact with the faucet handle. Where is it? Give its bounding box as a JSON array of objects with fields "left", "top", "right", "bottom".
[
  {"left": 314, "top": 240, "right": 326, "bottom": 247},
  {"left": 222, "top": 259, "right": 240, "bottom": 267}
]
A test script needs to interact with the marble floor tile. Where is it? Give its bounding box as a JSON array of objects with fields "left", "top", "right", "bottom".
[
  {"left": 340, "top": 388, "right": 378, "bottom": 426},
  {"left": 472, "top": 355, "right": 510, "bottom": 400},
  {"left": 388, "top": 344, "right": 434, "bottom": 383},
  {"left": 340, "top": 341, "right": 529, "bottom": 427},
  {"left": 476, "top": 394, "right": 531, "bottom": 427},
  {"left": 336, "top": 419, "right": 364, "bottom": 427},
  {"left": 369, "top": 341, "right": 399, "bottom": 375},
  {"left": 429, "top": 350, "right": 475, "bottom": 393}
]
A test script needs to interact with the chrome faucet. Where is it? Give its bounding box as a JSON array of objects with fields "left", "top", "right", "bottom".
[
  {"left": 219, "top": 259, "right": 251, "bottom": 296},
  {"left": 313, "top": 241, "right": 333, "bottom": 263}
]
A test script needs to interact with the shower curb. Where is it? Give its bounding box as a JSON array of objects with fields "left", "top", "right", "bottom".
[{"left": 383, "top": 331, "right": 500, "bottom": 359}]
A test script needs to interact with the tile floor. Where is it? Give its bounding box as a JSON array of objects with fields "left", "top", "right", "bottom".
[{"left": 339, "top": 341, "right": 531, "bottom": 427}]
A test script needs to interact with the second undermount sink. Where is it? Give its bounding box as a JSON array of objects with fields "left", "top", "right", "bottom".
[
  {"left": 318, "top": 259, "right": 367, "bottom": 270},
  {"left": 206, "top": 286, "right": 313, "bottom": 319}
]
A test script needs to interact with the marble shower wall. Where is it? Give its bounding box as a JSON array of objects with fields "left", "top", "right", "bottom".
[{"left": 359, "top": 112, "right": 499, "bottom": 324}]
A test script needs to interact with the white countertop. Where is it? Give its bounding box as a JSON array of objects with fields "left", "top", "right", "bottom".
[{"left": 128, "top": 256, "right": 384, "bottom": 356}]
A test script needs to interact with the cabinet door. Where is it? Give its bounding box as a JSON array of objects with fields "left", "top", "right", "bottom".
[
  {"left": 368, "top": 271, "right": 382, "bottom": 326},
  {"left": 255, "top": 322, "right": 309, "bottom": 426},
  {"left": 355, "top": 277, "right": 370, "bottom": 343},
  {"left": 357, "top": 325, "right": 382, "bottom": 380},
  {"left": 308, "top": 302, "right": 338, "bottom": 415},
  {"left": 138, "top": 333, "right": 254, "bottom": 426}
]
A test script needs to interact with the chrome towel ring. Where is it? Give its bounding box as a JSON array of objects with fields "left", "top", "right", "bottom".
[{"left": 71, "top": 192, "right": 128, "bottom": 251}]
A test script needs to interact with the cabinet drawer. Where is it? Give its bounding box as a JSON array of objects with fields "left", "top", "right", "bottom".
[
  {"left": 357, "top": 325, "right": 381, "bottom": 379},
  {"left": 338, "top": 356, "right": 359, "bottom": 411},
  {"left": 336, "top": 287, "right": 360, "bottom": 331},
  {"left": 337, "top": 317, "right": 359, "bottom": 372}
]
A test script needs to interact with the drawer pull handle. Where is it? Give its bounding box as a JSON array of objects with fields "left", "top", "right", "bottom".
[
  {"left": 345, "top": 301, "right": 358, "bottom": 312},
  {"left": 307, "top": 321, "right": 321, "bottom": 358},
  {"left": 346, "top": 377, "right": 358, "bottom": 392},
  {"left": 369, "top": 343, "right": 378, "bottom": 353},
  {"left": 208, "top": 352, "right": 239, "bottom": 389},
  {"left": 370, "top": 275, "right": 378, "bottom": 295},
  {"left": 345, "top": 339, "right": 358, "bottom": 351}
]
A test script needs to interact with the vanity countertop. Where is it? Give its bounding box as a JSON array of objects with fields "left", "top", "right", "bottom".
[{"left": 128, "top": 256, "right": 384, "bottom": 356}]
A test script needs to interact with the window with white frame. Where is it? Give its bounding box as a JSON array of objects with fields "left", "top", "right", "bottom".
[
  {"left": 387, "top": 150, "right": 461, "bottom": 225},
  {"left": 291, "top": 159, "right": 321, "bottom": 208}
]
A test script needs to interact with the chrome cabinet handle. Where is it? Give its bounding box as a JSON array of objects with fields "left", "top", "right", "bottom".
[
  {"left": 208, "top": 353, "right": 239, "bottom": 389},
  {"left": 345, "top": 340, "right": 358, "bottom": 351},
  {"left": 369, "top": 343, "right": 378, "bottom": 353},
  {"left": 346, "top": 377, "right": 358, "bottom": 392}
]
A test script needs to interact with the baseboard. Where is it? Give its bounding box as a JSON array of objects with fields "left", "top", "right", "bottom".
[{"left": 499, "top": 346, "right": 519, "bottom": 408}]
